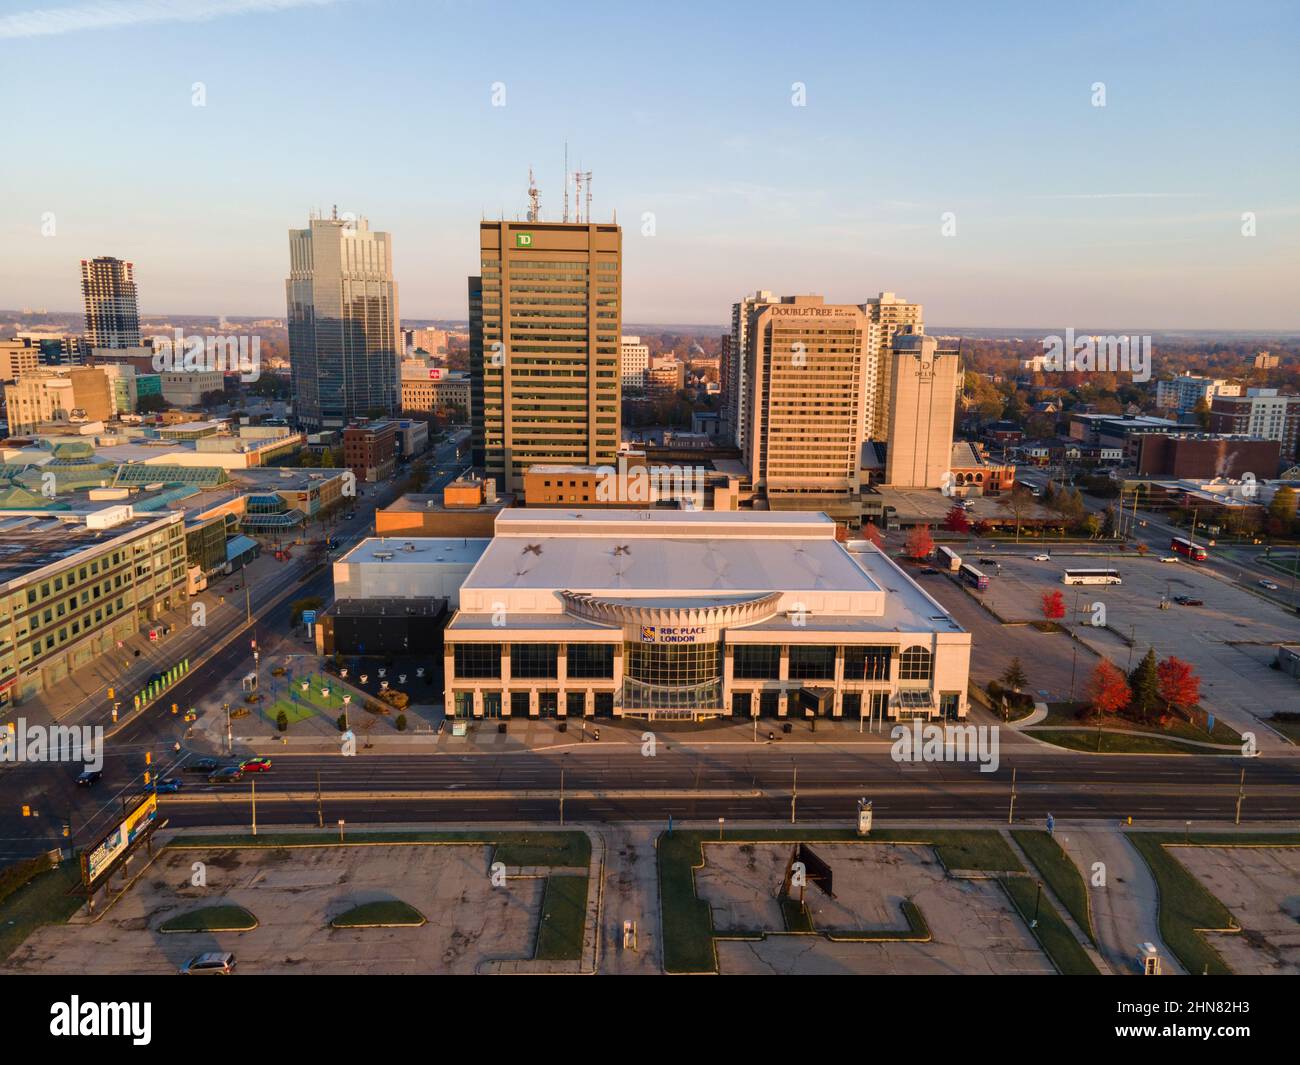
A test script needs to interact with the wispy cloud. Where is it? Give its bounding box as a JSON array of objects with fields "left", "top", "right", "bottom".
[
  {"left": 1030, "top": 192, "right": 1204, "bottom": 201},
  {"left": 0, "top": 0, "right": 343, "bottom": 40}
]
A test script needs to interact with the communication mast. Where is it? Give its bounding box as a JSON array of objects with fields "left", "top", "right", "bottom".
[
  {"left": 571, "top": 168, "right": 593, "bottom": 223},
  {"left": 526, "top": 167, "right": 540, "bottom": 223},
  {"left": 563, "top": 142, "right": 570, "bottom": 223}
]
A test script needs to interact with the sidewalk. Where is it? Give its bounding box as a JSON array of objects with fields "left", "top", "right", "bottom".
[
  {"left": 1056, "top": 826, "right": 1185, "bottom": 975},
  {"left": 9, "top": 548, "right": 321, "bottom": 734}
]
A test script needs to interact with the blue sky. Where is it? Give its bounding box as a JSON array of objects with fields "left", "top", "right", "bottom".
[{"left": 2, "top": 0, "right": 1297, "bottom": 327}]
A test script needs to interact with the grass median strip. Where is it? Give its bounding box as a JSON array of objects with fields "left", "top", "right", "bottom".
[
  {"left": 999, "top": 875, "right": 1099, "bottom": 975},
  {"left": 331, "top": 900, "right": 425, "bottom": 928},
  {"left": 1012, "top": 830, "right": 1094, "bottom": 945},
  {"left": 1121, "top": 832, "right": 1300, "bottom": 976},
  {"left": 1025, "top": 729, "right": 1233, "bottom": 754},
  {"left": 534, "top": 876, "right": 588, "bottom": 961},
  {"left": 160, "top": 905, "right": 258, "bottom": 933}
]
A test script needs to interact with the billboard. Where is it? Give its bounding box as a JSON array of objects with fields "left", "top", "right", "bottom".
[{"left": 82, "top": 793, "right": 157, "bottom": 887}]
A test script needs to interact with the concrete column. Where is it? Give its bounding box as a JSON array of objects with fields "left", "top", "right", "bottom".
[
  {"left": 833, "top": 645, "right": 845, "bottom": 717},
  {"left": 778, "top": 645, "right": 790, "bottom": 717},
  {"left": 722, "top": 643, "right": 735, "bottom": 714}
]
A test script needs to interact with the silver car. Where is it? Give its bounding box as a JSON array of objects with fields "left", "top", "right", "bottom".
[{"left": 181, "top": 952, "right": 236, "bottom": 975}]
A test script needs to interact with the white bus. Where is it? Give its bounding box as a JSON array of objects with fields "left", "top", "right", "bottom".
[
  {"left": 1062, "top": 568, "right": 1122, "bottom": 586},
  {"left": 936, "top": 545, "right": 962, "bottom": 573}
]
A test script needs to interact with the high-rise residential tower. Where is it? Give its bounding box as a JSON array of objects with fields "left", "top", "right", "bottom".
[
  {"left": 884, "top": 332, "right": 961, "bottom": 488},
  {"left": 80, "top": 256, "right": 141, "bottom": 349},
  {"left": 725, "top": 289, "right": 778, "bottom": 450},
  {"left": 863, "top": 291, "right": 923, "bottom": 440},
  {"left": 471, "top": 220, "right": 622, "bottom": 492},
  {"left": 744, "top": 295, "right": 870, "bottom": 515},
  {"left": 286, "top": 211, "right": 401, "bottom": 430}
]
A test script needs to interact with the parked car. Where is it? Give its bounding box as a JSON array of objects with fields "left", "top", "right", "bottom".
[
  {"left": 1159, "top": 556, "right": 1179, "bottom": 563},
  {"left": 181, "top": 952, "right": 236, "bottom": 975},
  {"left": 208, "top": 766, "right": 245, "bottom": 783},
  {"left": 185, "top": 757, "right": 222, "bottom": 774},
  {"left": 239, "top": 757, "right": 272, "bottom": 773},
  {"left": 1173, "top": 595, "right": 1204, "bottom": 606},
  {"left": 76, "top": 769, "right": 102, "bottom": 787},
  {"left": 919, "top": 567, "right": 940, "bottom": 575},
  {"left": 978, "top": 557, "right": 1001, "bottom": 567},
  {"left": 154, "top": 777, "right": 184, "bottom": 794},
  {"left": 1259, "top": 579, "right": 1280, "bottom": 591},
  {"left": 1032, "top": 554, "right": 1051, "bottom": 562}
]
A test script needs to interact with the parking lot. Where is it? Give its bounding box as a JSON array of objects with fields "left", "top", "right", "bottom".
[
  {"left": 1, "top": 843, "right": 546, "bottom": 975},
  {"left": 1175, "top": 845, "right": 1300, "bottom": 975},
  {"left": 924, "top": 552, "right": 1300, "bottom": 739},
  {"left": 700, "top": 841, "right": 1054, "bottom": 976}
]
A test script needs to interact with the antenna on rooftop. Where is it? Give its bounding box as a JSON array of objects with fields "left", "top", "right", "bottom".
[
  {"left": 563, "top": 142, "right": 570, "bottom": 223},
  {"left": 527, "top": 167, "right": 540, "bottom": 223}
]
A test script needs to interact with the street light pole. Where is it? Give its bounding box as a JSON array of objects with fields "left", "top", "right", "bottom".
[{"left": 790, "top": 763, "right": 797, "bottom": 824}]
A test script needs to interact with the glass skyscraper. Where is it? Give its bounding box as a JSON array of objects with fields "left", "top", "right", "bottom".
[{"left": 286, "top": 211, "right": 400, "bottom": 429}]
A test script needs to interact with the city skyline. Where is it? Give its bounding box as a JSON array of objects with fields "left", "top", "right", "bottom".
[{"left": 1, "top": 0, "right": 1297, "bottom": 328}]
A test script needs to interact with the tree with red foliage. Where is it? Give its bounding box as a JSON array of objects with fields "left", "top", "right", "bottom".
[
  {"left": 905, "top": 525, "right": 934, "bottom": 560},
  {"left": 1086, "top": 660, "right": 1130, "bottom": 718},
  {"left": 971, "top": 519, "right": 991, "bottom": 537},
  {"left": 1040, "top": 589, "right": 1066, "bottom": 620},
  {"left": 1156, "top": 655, "right": 1201, "bottom": 721},
  {"left": 863, "top": 521, "right": 884, "bottom": 548},
  {"left": 944, "top": 504, "right": 970, "bottom": 533}
]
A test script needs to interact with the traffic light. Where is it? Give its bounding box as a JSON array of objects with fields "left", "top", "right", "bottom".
[
  {"left": 171, "top": 703, "right": 178, "bottom": 715},
  {"left": 107, "top": 687, "right": 115, "bottom": 699},
  {"left": 145, "top": 751, "right": 152, "bottom": 765},
  {"left": 143, "top": 771, "right": 151, "bottom": 785},
  {"left": 62, "top": 821, "right": 71, "bottom": 838},
  {"left": 21, "top": 805, "right": 30, "bottom": 817}
]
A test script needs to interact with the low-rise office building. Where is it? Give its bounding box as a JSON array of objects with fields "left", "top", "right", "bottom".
[
  {"left": 343, "top": 420, "right": 397, "bottom": 483},
  {"left": 0, "top": 508, "right": 188, "bottom": 705},
  {"left": 443, "top": 510, "right": 970, "bottom": 722},
  {"left": 333, "top": 536, "right": 490, "bottom": 609}
]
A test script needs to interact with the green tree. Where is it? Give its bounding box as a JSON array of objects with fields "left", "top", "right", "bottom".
[
  {"left": 1128, "top": 647, "right": 1161, "bottom": 722},
  {"left": 1268, "top": 486, "right": 1297, "bottom": 526},
  {"left": 276, "top": 709, "right": 289, "bottom": 732},
  {"left": 1001, "top": 657, "right": 1028, "bottom": 691}
]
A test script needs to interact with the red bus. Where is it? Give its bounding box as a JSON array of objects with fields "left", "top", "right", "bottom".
[{"left": 1170, "top": 536, "right": 1208, "bottom": 562}]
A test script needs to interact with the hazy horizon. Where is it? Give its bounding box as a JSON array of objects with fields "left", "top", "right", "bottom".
[{"left": 3, "top": 0, "right": 1297, "bottom": 328}]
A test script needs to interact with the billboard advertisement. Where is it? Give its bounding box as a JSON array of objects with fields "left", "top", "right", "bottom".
[{"left": 82, "top": 793, "right": 158, "bottom": 887}]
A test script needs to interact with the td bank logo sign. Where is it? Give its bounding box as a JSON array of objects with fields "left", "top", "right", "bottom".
[{"left": 515, "top": 232, "right": 533, "bottom": 248}]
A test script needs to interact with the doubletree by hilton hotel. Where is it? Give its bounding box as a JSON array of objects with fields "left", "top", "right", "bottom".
[{"left": 443, "top": 510, "right": 970, "bottom": 722}]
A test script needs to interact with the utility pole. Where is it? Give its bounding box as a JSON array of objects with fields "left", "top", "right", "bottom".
[
  {"left": 251, "top": 778, "right": 257, "bottom": 836},
  {"left": 224, "top": 702, "right": 231, "bottom": 754},
  {"left": 790, "top": 763, "right": 797, "bottom": 824},
  {"left": 316, "top": 770, "right": 323, "bottom": 828},
  {"left": 559, "top": 763, "right": 565, "bottom": 826},
  {"left": 1235, "top": 766, "right": 1245, "bottom": 825},
  {"left": 1007, "top": 766, "right": 1017, "bottom": 824}
]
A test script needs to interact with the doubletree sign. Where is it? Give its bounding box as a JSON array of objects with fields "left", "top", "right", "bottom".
[{"left": 515, "top": 232, "right": 533, "bottom": 247}]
